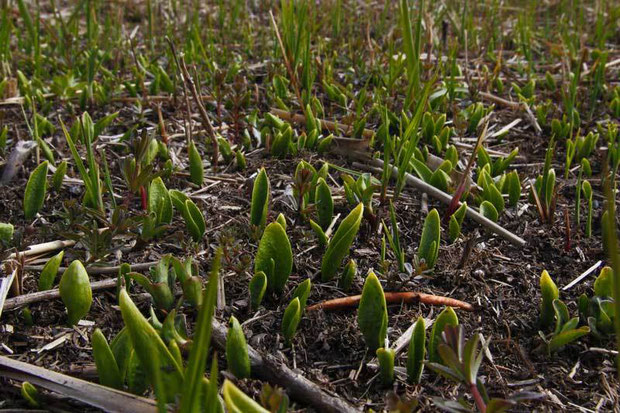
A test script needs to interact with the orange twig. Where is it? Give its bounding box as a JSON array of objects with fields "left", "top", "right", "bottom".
[{"left": 306, "top": 291, "right": 474, "bottom": 312}]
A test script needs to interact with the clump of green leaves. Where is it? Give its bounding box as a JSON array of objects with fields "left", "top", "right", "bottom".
[
  {"left": 428, "top": 325, "right": 537, "bottom": 412},
  {"left": 128, "top": 256, "right": 175, "bottom": 312},
  {"left": 170, "top": 190, "right": 206, "bottom": 242},
  {"left": 578, "top": 266, "right": 616, "bottom": 339}
]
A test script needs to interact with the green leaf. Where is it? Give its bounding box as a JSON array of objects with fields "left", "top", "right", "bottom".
[
  {"left": 188, "top": 140, "right": 204, "bottom": 186},
  {"left": 185, "top": 199, "right": 206, "bottom": 242},
  {"left": 407, "top": 316, "right": 426, "bottom": 384},
  {"left": 548, "top": 326, "right": 590, "bottom": 353},
  {"left": 276, "top": 213, "right": 287, "bottom": 231},
  {"left": 254, "top": 222, "right": 293, "bottom": 295},
  {"left": 594, "top": 266, "right": 613, "bottom": 298},
  {"left": 179, "top": 249, "right": 222, "bottom": 412},
  {"left": 479, "top": 201, "right": 499, "bottom": 222},
  {"left": 338, "top": 259, "right": 357, "bottom": 292},
  {"left": 321, "top": 203, "right": 364, "bottom": 281},
  {"left": 449, "top": 203, "right": 467, "bottom": 243},
  {"left": 148, "top": 177, "right": 172, "bottom": 225},
  {"left": 429, "top": 307, "right": 458, "bottom": 363},
  {"left": 38, "top": 250, "right": 64, "bottom": 291},
  {"left": 0, "top": 223, "right": 14, "bottom": 244},
  {"left": 109, "top": 327, "right": 132, "bottom": 382},
  {"left": 51, "top": 160, "right": 67, "bottom": 191},
  {"left": 315, "top": 177, "right": 334, "bottom": 230},
  {"left": 357, "top": 271, "right": 388, "bottom": 351},
  {"left": 23, "top": 161, "right": 48, "bottom": 220},
  {"left": 222, "top": 379, "right": 269, "bottom": 413},
  {"left": 282, "top": 297, "right": 301, "bottom": 344},
  {"left": 92, "top": 328, "right": 123, "bottom": 389},
  {"left": 376, "top": 347, "right": 395, "bottom": 385},
  {"left": 292, "top": 278, "right": 312, "bottom": 312},
  {"left": 59, "top": 260, "right": 92, "bottom": 326},
  {"left": 418, "top": 209, "right": 440, "bottom": 269},
  {"left": 539, "top": 270, "right": 559, "bottom": 329},
  {"left": 250, "top": 168, "right": 270, "bottom": 230},
  {"left": 505, "top": 170, "right": 521, "bottom": 207},
  {"left": 20, "top": 381, "right": 40, "bottom": 408},
  {"left": 119, "top": 288, "right": 184, "bottom": 402},
  {"left": 249, "top": 271, "right": 267, "bottom": 311},
  {"left": 552, "top": 299, "right": 570, "bottom": 334},
  {"left": 309, "top": 219, "right": 328, "bottom": 247},
  {"left": 226, "top": 316, "right": 251, "bottom": 379}
]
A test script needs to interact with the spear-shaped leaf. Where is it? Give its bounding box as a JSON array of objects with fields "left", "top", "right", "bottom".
[{"left": 24, "top": 161, "right": 48, "bottom": 220}]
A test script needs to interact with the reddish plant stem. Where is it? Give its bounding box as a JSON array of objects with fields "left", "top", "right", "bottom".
[
  {"left": 306, "top": 291, "right": 474, "bottom": 312},
  {"left": 140, "top": 186, "right": 147, "bottom": 210},
  {"left": 470, "top": 382, "right": 487, "bottom": 413}
]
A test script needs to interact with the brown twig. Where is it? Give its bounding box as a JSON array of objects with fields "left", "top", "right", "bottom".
[{"left": 306, "top": 291, "right": 474, "bottom": 312}]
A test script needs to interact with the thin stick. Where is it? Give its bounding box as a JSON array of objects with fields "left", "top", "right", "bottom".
[
  {"left": 306, "top": 291, "right": 474, "bottom": 312},
  {"left": 3, "top": 278, "right": 117, "bottom": 311},
  {"left": 7, "top": 239, "right": 76, "bottom": 260},
  {"left": 23, "top": 261, "right": 157, "bottom": 275}
]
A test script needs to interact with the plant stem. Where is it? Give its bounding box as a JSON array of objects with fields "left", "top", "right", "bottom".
[{"left": 470, "top": 382, "right": 487, "bottom": 413}]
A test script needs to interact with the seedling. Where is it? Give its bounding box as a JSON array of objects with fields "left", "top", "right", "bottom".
[
  {"left": 254, "top": 221, "right": 293, "bottom": 295},
  {"left": 357, "top": 271, "right": 388, "bottom": 351},
  {"left": 282, "top": 297, "right": 301, "bottom": 345},
  {"left": 427, "top": 325, "right": 533, "bottom": 412},
  {"left": 226, "top": 316, "right": 251, "bottom": 378},
  {"left": 407, "top": 316, "right": 426, "bottom": 384},
  {"left": 250, "top": 168, "right": 270, "bottom": 233},
  {"left": 59, "top": 260, "right": 92, "bottom": 326},
  {"left": 38, "top": 250, "right": 64, "bottom": 291},
  {"left": 539, "top": 270, "right": 559, "bottom": 329},
  {"left": 377, "top": 347, "right": 395, "bottom": 385},
  {"left": 23, "top": 161, "right": 48, "bottom": 220},
  {"left": 383, "top": 201, "right": 406, "bottom": 273},
  {"left": 417, "top": 209, "right": 441, "bottom": 272},
  {"left": 321, "top": 203, "right": 364, "bottom": 281}
]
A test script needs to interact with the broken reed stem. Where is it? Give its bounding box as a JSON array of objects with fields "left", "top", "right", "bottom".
[{"left": 306, "top": 291, "right": 474, "bottom": 312}]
